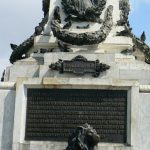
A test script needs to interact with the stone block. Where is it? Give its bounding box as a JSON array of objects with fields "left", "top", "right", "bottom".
[
  {"left": 29, "top": 142, "right": 67, "bottom": 150},
  {"left": 19, "top": 144, "right": 30, "bottom": 150},
  {"left": 31, "top": 53, "right": 44, "bottom": 65},
  {"left": 119, "top": 69, "right": 150, "bottom": 83},
  {"left": 34, "top": 35, "right": 57, "bottom": 48},
  {"left": 9, "top": 65, "right": 39, "bottom": 82},
  {"left": 99, "top": 37, "right": 133, "bottom": 52}
]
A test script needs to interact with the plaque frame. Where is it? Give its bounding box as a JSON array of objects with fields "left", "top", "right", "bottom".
[{"left": 12, "top": 78, "right": 139, "bottom": 149}]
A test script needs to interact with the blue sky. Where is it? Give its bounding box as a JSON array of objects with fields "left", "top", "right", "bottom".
[
  {"left": 129, "top": 0, "right": 150, "bottom": 44},
  {"left": 0, "top": 0, "right": 150, "bottom": 75}
]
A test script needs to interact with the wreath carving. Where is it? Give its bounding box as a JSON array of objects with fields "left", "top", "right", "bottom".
[{"left": 51, "top": 5, "right": 113, "bottom": 45}]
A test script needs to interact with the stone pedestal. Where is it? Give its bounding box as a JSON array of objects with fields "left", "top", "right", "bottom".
[
  {"left": 1, "top": 0, "right": 150, "bottom": 150},
  {"left": 0, "top": 52, "right": 150, "bottom": 150}
]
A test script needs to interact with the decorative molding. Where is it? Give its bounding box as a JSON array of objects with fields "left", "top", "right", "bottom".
[
  {"left": 49, "top": 55, "right": 110, "bottom": 77},
  {"left": 51, "top": 5, "right": 113, "bottom": 45}
]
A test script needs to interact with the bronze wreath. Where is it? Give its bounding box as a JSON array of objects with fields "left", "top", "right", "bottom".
[{"left": 51, "top": 5, "right": 113, "bottom": 45}]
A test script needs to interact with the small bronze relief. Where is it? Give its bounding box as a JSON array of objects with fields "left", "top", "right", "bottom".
[
  {"left": 49, "top": 55, "right": 110, "bottom": 77},
  {"left": 62, "top": 0, "right": 106, "bottom": 23}
]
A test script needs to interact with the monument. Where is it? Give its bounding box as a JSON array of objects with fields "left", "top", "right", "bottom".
[{"left": 0, "top": 0, "right": 150, "bottom": 150}]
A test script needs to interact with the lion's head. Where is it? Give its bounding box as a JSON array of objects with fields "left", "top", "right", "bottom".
[{"left": 66, "top": 124, "right": 100, "bottom": 150}]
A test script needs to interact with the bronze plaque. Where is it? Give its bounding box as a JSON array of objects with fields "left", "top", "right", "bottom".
[
  {"left": 49, "top": 55, "right": 110, "bottom": 77},
  {"left": 25, "top": 89, "right": 127, "bottom": 143}
]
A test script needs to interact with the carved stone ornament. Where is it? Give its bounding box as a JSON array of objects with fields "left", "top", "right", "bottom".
[
  {"left": 66, "top": 123, "right": 100, "bottom": 150},
  {"left": 62, "top": 0, "right": 106, "bottom": 22},
  {"left": 49, "top": 55, "right": 110, "bottom": 77},
  {"left": 51, "top": 5, "right": 113, "bottom": 45}
]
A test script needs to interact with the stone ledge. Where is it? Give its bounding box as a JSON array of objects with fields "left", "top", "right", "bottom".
[
  {"left": 0, "top": 82, "right": 16, "bottom": 90},
  {"left": 34, "top": 35, "right": 57, "bottom": 48},
  {"left": 42, "top": 78, "right": 139, "bottom": 87}
]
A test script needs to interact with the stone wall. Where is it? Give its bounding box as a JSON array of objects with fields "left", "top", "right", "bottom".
[
  {"left": 4, "top": 53, "right": 150, "bottom": 85},
  {"left": 10, "top": 77, "right": 137, "bottom": 150},
  {"left": 0, "top": 83, "right": 16, "bottom": 150},
  {"left": 139, "top": 93, "right": 150, "bottom": 150},
  {"left": 11, "top": 81, "right": 150, "bottom": 150},
  {"left": 1, "top": 52, "right": 150, "bottom": 150}
]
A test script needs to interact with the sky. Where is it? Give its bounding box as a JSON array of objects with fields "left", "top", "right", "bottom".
[{"left": 0, "top": 0, "right": 150, "bottom": 76}]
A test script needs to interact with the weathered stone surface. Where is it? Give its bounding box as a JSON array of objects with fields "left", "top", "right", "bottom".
[
  {"left": 139, "top": 93, "right": 150, "bottom": 150},
  {"left": 0, "top": 89, "right": 15, "bottom": 150},
  {"left": 9, "top": 65, "right": 39, "bottom": 82},
  {"left": 119, "top": 69, "right": 150, "bottom": 84}
]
